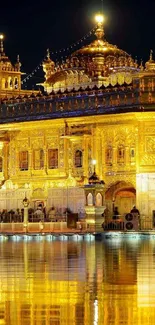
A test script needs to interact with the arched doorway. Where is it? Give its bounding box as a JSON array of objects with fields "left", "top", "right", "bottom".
[
  {"left": 115, "top": 188, "right": 136, "bottom": 215},
  {"left": 105, "top": 181, "right": 136, "bottom": 216}
]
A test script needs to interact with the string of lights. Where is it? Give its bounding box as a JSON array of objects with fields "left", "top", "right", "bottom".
[
  {"left": 49, "top": 26, "right": 96, "bottom": 55},
  {"left": 22, "top": 26, "right": 96, "bottom": 85}
]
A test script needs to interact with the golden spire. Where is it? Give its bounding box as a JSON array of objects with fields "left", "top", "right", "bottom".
[
  {"left": 42, "top": 48, "right": 55, "bottom": 81},
  {"left": 94, "top": 14, "right": 104, "bottom": 39},
  {"left": 150, "top": 49, "right": 153, "bottom": 61},
  {"left": 15, "top": 54, "right": 21, "bottom": 70},
  {"left": 140, "top": 59, "right": 144, "bottom": 70},
  {"left": 47, "top": 48, "right": 50, "bottom": 60},
  {"left": 145, "top": 50, "right": 155, "bottom": 70},
  {"left": 0, "top": 34, "right": 4, "bottom": 54}
]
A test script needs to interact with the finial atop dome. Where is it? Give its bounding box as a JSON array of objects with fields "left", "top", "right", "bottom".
[
  {"left": 140, "top": 59, "right": 144, "bottom": 70},
  {"left": 150, "top": 49, "right": 153, "bottom": 61},
  {"left": 47, "top": 48, "right": 50, "bottom": 60},
  {"left": 145, "top": 49, "right": 155, "bottom": 71},
  {"left": 94, "top": 13, "right": 104, "bottom": 39},
  {"left": 15, "top": 54, "right": 21, "bottom": 70},
  {"left": 0, "top": 34, "right": 4, "bottom": 54},
  {"left": 42, "top": 48, "right": 55, "bottom": 81}
]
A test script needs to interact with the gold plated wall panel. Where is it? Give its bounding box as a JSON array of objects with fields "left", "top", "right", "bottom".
[{"left": 1, "top": 112, "right": 155, "bottom": 213}]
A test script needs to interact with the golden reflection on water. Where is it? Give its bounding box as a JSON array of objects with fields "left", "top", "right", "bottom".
[{"left": 0, "top": 235, "right": 155, "bottom": 324}]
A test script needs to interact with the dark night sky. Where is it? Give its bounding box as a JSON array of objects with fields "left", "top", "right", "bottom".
[{"left": 1, "top": 0, "right": 155, "bottom": 87}]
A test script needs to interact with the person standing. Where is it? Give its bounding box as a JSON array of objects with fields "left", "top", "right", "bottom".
[
  {"left": 113, "top": 207, "right": 119, "bottom": 220},
  {"left": 130, "top": 206, "right": 140, "bottom": 229}
]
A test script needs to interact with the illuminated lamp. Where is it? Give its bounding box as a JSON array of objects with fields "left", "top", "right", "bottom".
[{"left": 95, "top": 14, "right": 104, "bottom": 24}]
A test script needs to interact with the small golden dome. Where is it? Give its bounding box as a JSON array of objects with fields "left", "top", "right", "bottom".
[
  {"left": 43, "top": 49, "right": 55, "bottom": 66},
  {"left": 145, "top": 50, "right": 155, "bottom": 71},
  {"left": 47, "top": 70, "right": 68, "bottom": 84}
]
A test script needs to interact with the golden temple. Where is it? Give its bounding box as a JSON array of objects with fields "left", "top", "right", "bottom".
[{"left": 0, "top": 14, "right": 155, "bottom": 229}]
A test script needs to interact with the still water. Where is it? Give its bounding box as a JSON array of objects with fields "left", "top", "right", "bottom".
[{"left": 0, "top": 234, "right": 155, "bottom": 325}]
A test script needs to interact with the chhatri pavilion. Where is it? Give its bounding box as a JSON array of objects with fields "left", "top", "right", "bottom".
[{"left": 0, "top": 14, "right": 154, "bottom": 226}]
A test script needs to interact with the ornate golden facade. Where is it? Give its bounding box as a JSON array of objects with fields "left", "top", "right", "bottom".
[{"left": 0, "top": 15, "right": 155, "bottom": 226}]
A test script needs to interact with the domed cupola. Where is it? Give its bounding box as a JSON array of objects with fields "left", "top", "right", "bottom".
[
  {"left": 145, "top": 50, "right": 155, "bottom": 71},
  {"left": 41, "top": 14, "right": 136, "bottom": 93},
  {"left": 72, "top": 14, "right": 135, "bottom": 80}
]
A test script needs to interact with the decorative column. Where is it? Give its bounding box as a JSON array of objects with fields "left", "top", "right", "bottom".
[
  {"left": 102, "top": 138, "right": 106, "bottom": 176},
  {"left": 43, "top": 146, "right": 48, "bottom": 174},
  {"left": 96, "top": 133, "right": 102, "bottom": 178},
  {"left": 83, "top": 135, "right": 89, "bottom": 179},
  {"left": 113, "top": 146, "right": 117, "bottom": 170},
  {"left": 23, "top": 196, "right": 29, "bottom": 231},
  {"left": 29, "top": 150, "right": 33, "bottom": 175},
  {"left": 3, "top": 141, "right": 9, "bottom": 180},
  {"left": 125, "top": 146, "right": 130, "bottom": 169}
]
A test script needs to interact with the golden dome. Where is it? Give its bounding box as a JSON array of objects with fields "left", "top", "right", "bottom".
[
  {"left": 42, "top": 14, "right": 136, "bottom": 93},
  {"left": 47, "top": 70, "right": 68, "bottom": 84},
  {"left": 72, "top": 19, "right": 135, "bottom": 70},
  {"left": 43, "top": 49, "right": 55, "bottom": 66},
  {"left": 74, "top": 39, "right": 129, "bottom": 58}
]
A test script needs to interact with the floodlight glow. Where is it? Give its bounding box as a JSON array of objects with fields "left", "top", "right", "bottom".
[
  {"left": 92, "top": 159, "right": 96, "bottom": 165},
  {"left": 95, "top": 14, "right": 104, "bottom": 24}
]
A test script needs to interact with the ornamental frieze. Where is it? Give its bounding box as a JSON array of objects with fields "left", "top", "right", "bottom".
[
  {"left": 105, "top": 173, "right": 136, "bottom": 188},
  {"left": 16, "top": 131, "right": 29, "bottom": 138},
  {"left": 31, "top": 138, "right": 44, "bottom": 148},
  {"left": 46, "top": 129, "right": 59, "bottom": 135},
  {"left": 126, "top": 131, "right": 137, "bottom": 145},
  {"left": 140, "top": 153, "right": 155, "bottom": 165},
  {"left": 145, "top": 127, "right": 155, "bottom": 133},
  {"left": 30, "top": 130, "right": 44, "bottom": 137},
  {"left": 101, "top": 126, "right": 137, "bottom": 147},
  {"left": 114, "top": 132, "right": 126, "bottom": 144},
  {"left": 46, "top": 137, "right": 58, "bottom": 146},
  {"left": 17, "top": 139, "right": 29, "bottom": 148},
  {"left": 145, "top": 136, "right": 155, "bottom": 152}
]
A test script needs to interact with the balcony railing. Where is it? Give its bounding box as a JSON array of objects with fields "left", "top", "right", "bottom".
[{"left": 0, "top": 87, "right": 140, "bottom": 123}]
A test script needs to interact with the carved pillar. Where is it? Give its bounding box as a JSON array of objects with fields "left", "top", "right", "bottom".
[
  {"left": 113, "top": 147, "right": 117, "bottom": 169},
  {"left": 125, "top": 146, "right": 130, "bottom": 169},
  {"left": 68, "top": 140, "right": 73, "bottom": 174},
  {"left": 12, "top": 78, "right": 15, "bottom": 90},
  {"left": 16, "top": 147, "right": 19, "bottom": 175},
  {"left": 97, "top": 135, "right": 102, "bottom": 179},
  {"left": 88, "top": 138, "right": 92, "bottom": 178},
  {"left": 18, "top": 76, "right": 21, "bottom": 90},
  {"left": 3, "top": 141, "right": 9, "bottom": 180},
  {"left": 23, "top": 196, "right": 29, "bottom": 230},
  {"left": 44, "top": 147, "right": 48, "bottom": 174},
  {"left": 64, "top": 138, "right": 73, "bottom": 175},
  {"left": 102, "top": 139, "right": 106, "bottom": 175},
  {"left": 92, "top": 127, "right": 97, "bottom": 171},
  {"left": 29, "top": 150, "right": 33, "bottom": 175},
  {"left": 83, "top": 136, "right": 88, "bottom": 178}
]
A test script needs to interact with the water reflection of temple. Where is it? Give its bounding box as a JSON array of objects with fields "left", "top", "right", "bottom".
[
  {"left": 0, "top": 239, "right": 88, "bottom": 324},
  {"left": 0, "top": 239, "right": 155, "bottom": 324}
]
